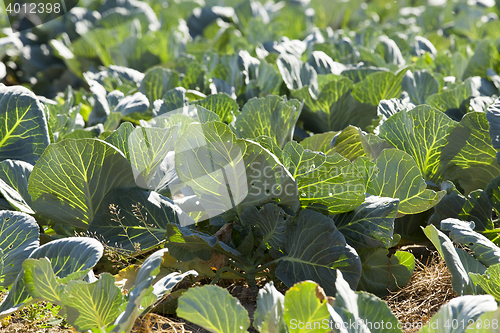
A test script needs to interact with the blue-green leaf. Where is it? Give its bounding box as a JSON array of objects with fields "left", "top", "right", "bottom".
[{"left": 0, "top": 86, "right": 50, "bottom": 165}]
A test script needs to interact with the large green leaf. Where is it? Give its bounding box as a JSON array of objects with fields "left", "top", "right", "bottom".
[
  {"left": 22, "top": 258, "right": 67, "bottom": 306},
  {"left": 62, "top": 273, "right": 123, "bottom": 331},
  {"left": 22, "top": 258, "right": 90, "bottom": 306},
  {"left": 283, "top": 281, "right": 331, "bottom": 333},
  {"left": 30, "top": 237, "right": 103, "bottom": 279},
  {"left": 0, "top": 86, "right": 50, "bottom": 165},
  {"left": 352, "top": 70, "right": 405, "bottom": 106},
  {"left": 419, "top": 295, "right": 497, "bottom": 333},
  {"left": 235, "top": 96, "right": 302, "bottom": 149},
  {"left": 0, "top": 160, "right": 33, "bottom": 214},
  {"left": 0, "top": 211, "right": 39, "bottom": 288},
  {"left": 174, "top": 121, "right": 299, "bottom": 220},
  {"left": 139, "top": 67, "right": 180, "bottom": 104},
  {"left": 330, "top": 270, "right": 402, "bottom": 333},
  {"left": 275, "top": 209, "right": 362, "bottom": 295},
  {"left": 356, "top": 248, "right": 415, "bottom": 297},
  {"left": 366, "top": 149, "right": 445, "bottom": 215},
  {"left": 177, "top": 285, "right": 250, "bottom": 333},
  {"left": 194, "top": 93, "right": 239, "bottom": 124},
  {"left": 28, "top": 139, "right": 137, "bottom": 229},
  {"left": 283, "top": 141, "right": 365, "bottom": 214},
  {"left": 89, "top": 189, "right": 182, "bottom": 251},
  {"left": 0, "top": 237, "right": 103, "bottom": 317},
  {"left": 379, "top": 105, "right": 456, "bottom": 183},
  {"left": 342, "top": 67, "right": 389, "bottom": 83},
  {"left": 440, "top": 112, "right": 500, "bottom": 194},
  {"left": 332, "top": 196, "right": 399, "bottom": 249}
]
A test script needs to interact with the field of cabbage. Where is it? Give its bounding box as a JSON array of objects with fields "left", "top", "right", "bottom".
[{"left": 2, "top": 0, "right": 500, "bottom": 332}]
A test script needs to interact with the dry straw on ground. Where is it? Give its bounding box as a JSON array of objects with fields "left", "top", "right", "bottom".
[{"left": 384, "top": 252, "right": 457, "bottom": 333}]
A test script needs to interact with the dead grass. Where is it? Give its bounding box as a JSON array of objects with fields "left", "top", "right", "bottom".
[
  {"left": 384, "top": 252, "right": 457, "bottom": 333},
  {"left": 132, "top": 314, "right": 195, "bottom": 333}
]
